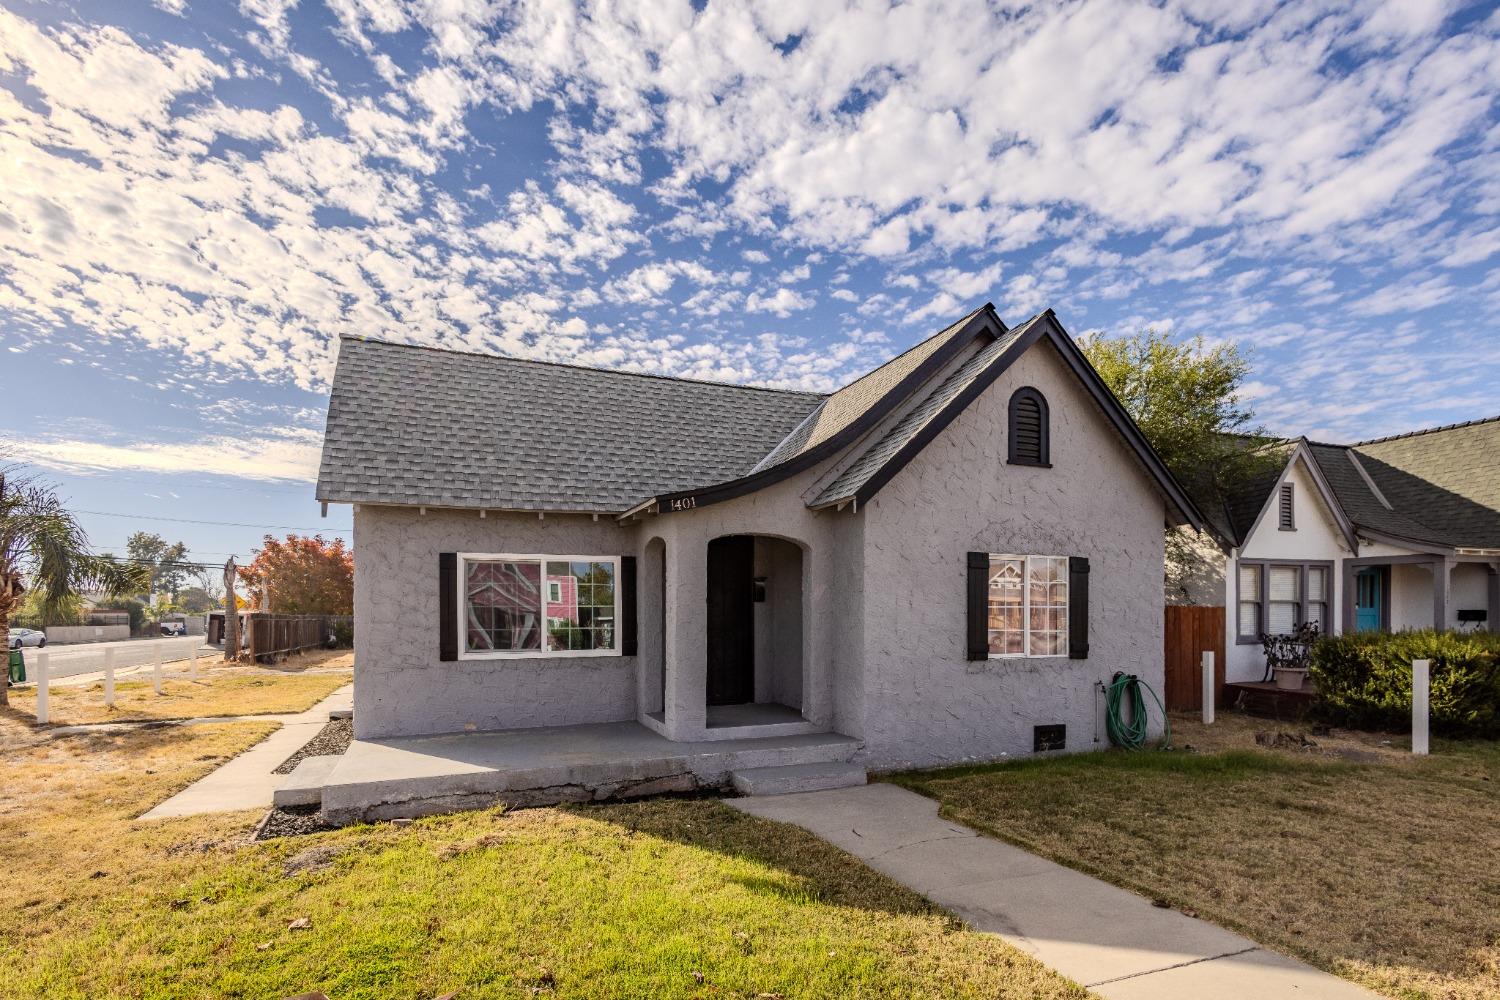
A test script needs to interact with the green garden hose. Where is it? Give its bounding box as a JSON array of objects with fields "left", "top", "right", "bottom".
[{"left": 1104, "top": 672, "right": 1171, "bottom": 749}]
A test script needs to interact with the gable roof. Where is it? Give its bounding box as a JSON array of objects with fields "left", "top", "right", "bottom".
[
  {"left": 316, "top": 338, "right": 822, "bottom": 513},
  {"left": 317, "top": 304, "right": 1205, "bottom": 530},
  {"left": 1217, "top": 417, "right": 1500, "bottom": 552}
]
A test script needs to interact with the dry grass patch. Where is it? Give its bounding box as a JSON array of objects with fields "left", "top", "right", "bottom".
[
  {"left": 7, "top": 650, "right": 352, "bottom": 725},
  {"left": 0, "top": 700, "right": 1088, "bottom": 999},
  {"left": 890, "top": 713, "right": 1500, "bottom": 1000}
]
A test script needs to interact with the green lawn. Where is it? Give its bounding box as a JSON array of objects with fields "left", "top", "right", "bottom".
[
  {"left": 1, "top": 713, "right": 1088, "bottom": 1000},
  {"left": 889, "top": 712, "right": 1500, "bottom": 1000}
]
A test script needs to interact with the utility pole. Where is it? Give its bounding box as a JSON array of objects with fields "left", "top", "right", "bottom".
[{"left": 223, "top": 557, "right": 239, "bottom": 662}]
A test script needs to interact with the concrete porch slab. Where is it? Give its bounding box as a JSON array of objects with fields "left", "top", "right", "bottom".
[
  {"left": 273, "top": 755, "right": 341, "bottom": 807},
  {"left": 319, "top": 721, "right": 861, "bottom": 825}
]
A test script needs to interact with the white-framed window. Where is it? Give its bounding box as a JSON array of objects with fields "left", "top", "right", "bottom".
[
  {"left": 459, "top": 553, "right": 619, "bottom": 658},
  {"left": 987, "top": 554, "right": 1068, "bottom": 657},
  {"left": 1237, "top": 560, "right": 1331, "bottom": 642},
  {"left": 1237, "top": 563, "right": 1262, "bottom": 640}
]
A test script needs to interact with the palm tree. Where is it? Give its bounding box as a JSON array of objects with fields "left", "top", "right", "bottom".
[{"left": 1, "top": 467, "right": 151, "bottom": 707}]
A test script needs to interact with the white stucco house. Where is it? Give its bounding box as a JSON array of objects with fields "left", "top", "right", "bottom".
[
  {"left": 308, "top": 305, "right": 1202, "bottom": 822},
  {"left": 1182, "top": 421, "right": 1500, "bottom": 685}
]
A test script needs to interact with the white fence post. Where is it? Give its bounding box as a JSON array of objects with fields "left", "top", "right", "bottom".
[
  {"left": 153, "top": 640, "right": 163, "bottom": 695},
  {"left": 35, "top": 649, "right": 49, "bottom": 725},
  {"left": 1201, "top": 650, "right": 1216, "bottom": 725},
  {"left": 103, "top": 647, "right": 116, "bottom": 707},
  {"left": 1412, "top": 658, "right": 1430, "bottom": 756}
]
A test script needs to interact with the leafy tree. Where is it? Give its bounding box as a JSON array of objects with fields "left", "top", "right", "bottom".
[
  {"left": 1, "top": 467, "right": 150, "bottom": 705},
  {"left": 177, "top": 585, "right": 215, "bottom": 614},
  {"left": 238, "top": 534, "right": 353, "bottom": 615},
  {"left": 125, "top": 531, "right": 191, "bottom": 600},
  {"left": 1079, "top": 330, "right": 1279, "bottom": 597}
]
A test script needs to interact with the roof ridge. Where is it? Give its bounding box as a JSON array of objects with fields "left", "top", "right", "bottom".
[
  {"left": 340, "top": 334, "right": 828, "bottom": 399},
  {"left": 1350, "top": 413, "right": 1500, "bottom": 447},
  {"left": 821, "top": 303, "right": 995, "bottom": 402}
]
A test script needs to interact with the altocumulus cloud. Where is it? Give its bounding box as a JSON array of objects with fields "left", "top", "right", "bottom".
[{"left": 0, "top": 0, "right": 1496, "bottom": 464}]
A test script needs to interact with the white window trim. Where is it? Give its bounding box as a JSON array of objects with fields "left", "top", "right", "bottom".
[
  {"left": 987, "top": 553, "right": 1069, "bottom": 659},
  {"left": 458, "top": 551, "right": 621, "bottom": 659}
]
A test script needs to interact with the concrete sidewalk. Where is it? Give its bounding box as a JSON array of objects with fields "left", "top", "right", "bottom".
[
  {"left": 138, "top": 684, "right": 353, "bottom": 820},
  {"left": 730, "top": 783, "right": 1382, "bottom": 1000}
]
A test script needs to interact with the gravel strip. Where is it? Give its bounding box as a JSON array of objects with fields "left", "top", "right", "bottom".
[
  {"left": 272, "top": 718, "right": 352, "bottom": 775},
  {"left": 256, "top": 804, "right": 337, "bottom": 840}
]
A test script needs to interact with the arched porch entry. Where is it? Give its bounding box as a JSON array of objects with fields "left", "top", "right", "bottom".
[{"left": 705, "top": 534, "right": 805, "bottom": 728}]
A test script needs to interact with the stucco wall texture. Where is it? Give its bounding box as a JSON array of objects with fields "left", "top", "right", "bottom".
[
  {"left": 352, "top": 333, "right": 1173, "bottom": 765},
  {"left": 859, "top": 338, "right": 1167, "bottom": 769}
]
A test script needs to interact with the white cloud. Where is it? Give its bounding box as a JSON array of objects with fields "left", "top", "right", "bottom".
[
  {"left": 3, "top": 430, "right": 323, "bottom": 482},
  {"left": 745, "top": 287, "right": 815, "bottom": 317}
]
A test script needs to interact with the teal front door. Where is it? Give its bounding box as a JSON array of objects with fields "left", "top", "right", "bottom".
[{"left": 1354, "top": 569, "right": 1383, "bottom": 631}]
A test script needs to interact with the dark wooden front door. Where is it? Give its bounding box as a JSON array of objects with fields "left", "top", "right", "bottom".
[{"left": 706, "top": 535, "right": 755, "bottom": 706}]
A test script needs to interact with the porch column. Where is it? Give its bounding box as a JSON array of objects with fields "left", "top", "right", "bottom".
[
  {"left": 661, "top": 535, "right": 707, "bottom": 740},
  {"left": 1433, "top": 556, "right": 1453, "bottom": 630},
  {"left": 1488, "top": 563, "right": 1499, "bottom": 633}
]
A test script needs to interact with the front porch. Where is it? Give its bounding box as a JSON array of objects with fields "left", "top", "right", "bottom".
[
  {"left": 1343, "top": 554, "right": 1499, "bottom": 634},
  {"left": 315, "top": 720, "right": 863, "bottom": 826}
]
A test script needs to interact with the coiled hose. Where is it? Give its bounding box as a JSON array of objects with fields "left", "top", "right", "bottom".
[{"left": 1104, "top": 672, "right": 1171, "bottom": 749}]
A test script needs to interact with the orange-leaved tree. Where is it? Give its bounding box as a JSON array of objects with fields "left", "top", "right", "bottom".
[{"left": 238, "top": 534, "right": 353, "bottom": 615}]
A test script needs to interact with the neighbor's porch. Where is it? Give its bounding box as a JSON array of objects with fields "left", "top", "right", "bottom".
[{"left": 1343, "top": 554, "right": 1499, "bottom": 634}]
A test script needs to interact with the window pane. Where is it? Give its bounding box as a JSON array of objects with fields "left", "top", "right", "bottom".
[
  {"left": 988, "top": 557, "right": 1024, "bottom": 656},
  {"left": 1307, "top": 602, "right": 1326, "bottom": 628},
  {"left": 544, "top": 559, "right": 616, "bottom": 652},
  {"left": 1239, "top": 563, "right": 1260, "bottom": 594},
  {"left": 466, "top": 560, "right": 542, "bottom": 652},
  {"left": 1269, "top": 566, "right": 1299, "bottom": 602},
  {"left": 1268, "top": 601, "right": 1297, "bottom": 634},
  {"left": 1307, "top": 567, "right": 1326, "bottom": 601},
  {"left": 1238, "top": 601, "right": 1260, "bottom": 637},
  {"left": 1027, "top": 557, "right": 1068, "bottom": 656}
]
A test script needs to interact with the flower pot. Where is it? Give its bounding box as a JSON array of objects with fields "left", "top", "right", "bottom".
[{"left": 1272, "top": 666, "right": 1308, "bottom": 691}]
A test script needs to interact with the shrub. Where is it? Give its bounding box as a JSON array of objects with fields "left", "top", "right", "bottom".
[{"left": 1309, "top": 629, "right": 1500, "bottom": 737}]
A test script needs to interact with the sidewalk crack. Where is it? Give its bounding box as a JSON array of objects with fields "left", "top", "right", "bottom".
[{"left": 1085, "top": 946, "right": 1260, "bottom": 987}]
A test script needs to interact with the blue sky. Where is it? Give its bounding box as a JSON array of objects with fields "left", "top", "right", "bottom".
[{"left": 1, "top": 0, "right": 1497, "bottom": 565}]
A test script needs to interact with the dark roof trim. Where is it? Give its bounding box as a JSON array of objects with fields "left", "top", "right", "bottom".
[
  {"left": 1240, "top": 441, "right": 1358, "bottom": 552},
  {"left": 1351, "top": 526, "right": 1455, "bottom": 556},
  {"left": 846, "top": 313, "right": 1203, "bottom": 529},
  {"left": 1350, "top": 413, "right": 1500, "bottom": 447},
  {"left": 634, "top": 305, "right": 1006, "bottom": 517}
]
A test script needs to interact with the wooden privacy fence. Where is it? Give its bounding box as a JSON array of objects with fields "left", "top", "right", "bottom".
[
  {"left": 245, "top": 613, "right": 352, "bottom": 660},
  {"left": 1164, "top": 605, "right": 1225, "bottom": 712}
]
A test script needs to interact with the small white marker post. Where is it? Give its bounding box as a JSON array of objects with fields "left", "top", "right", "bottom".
[
  {"left": 153, "top": 639, "right": 164, "bottom": 695},
  {"left": 1201, "top": 650, "right": 1216, "bottom": 725},
  {"left": 103, "top": 646, "right": 116, "bottom": 707},
  {"left": 35, "top": 649, "right": 49, "bottom": 725},
  {"left": 1412, "top": 658, "right": 1430, "bottom": 756}
]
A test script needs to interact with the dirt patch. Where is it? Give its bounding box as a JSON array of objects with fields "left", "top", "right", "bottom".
[
  {"left": 272, "top": 718, "right": 352, "bottom": 775},
  {"left": 281, "top": 843, "right": 346, "bottom": 876}
]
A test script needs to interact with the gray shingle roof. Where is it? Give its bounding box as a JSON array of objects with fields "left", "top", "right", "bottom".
[
  {"left": 1219, "top": 418, "right": 1500, "bottom": 550},
  {"left": 810, "top": 316, "right": 1036, "bottom": 507},
  {"left": 316, "top": 338, "right": 823, "bottom": 512},
  {"left": 750, "top": 305, "right": 988, "bottom": 473},
  {"left": 1319, "top": 417, "right": 1500, "bottom": 548}
]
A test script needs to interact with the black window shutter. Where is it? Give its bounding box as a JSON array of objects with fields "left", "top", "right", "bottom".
[
  {"left": 966, "top": 551, "right": 989, "bottom": 661},
  {"left": 439, "top": 552, "right": 457, "bottom": 662},
  {"left": 620, "top": 556, "right": 638, "bottom": 656},
  {"left": 1068, "top": 556, "right": 1089, "bottom": 659}
]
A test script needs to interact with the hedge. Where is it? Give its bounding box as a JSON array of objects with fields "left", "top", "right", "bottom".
[{"left": 1309, "top": 629, "right": 1500, "bottom": 737}]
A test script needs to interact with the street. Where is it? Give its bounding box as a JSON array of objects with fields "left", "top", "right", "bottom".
[{"left": 20, "top": 634, "right": 213, "bottom": 680}]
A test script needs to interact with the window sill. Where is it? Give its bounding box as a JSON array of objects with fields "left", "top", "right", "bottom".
[
  {"left": 987, "top": 653, "right": 1070, "bottom": 660},
  {"left": 1006, "top": 460, "right": 1052, "bottom": 469},
  {"left": 458, "top": 649, "right": 624, "bottom": 661}
]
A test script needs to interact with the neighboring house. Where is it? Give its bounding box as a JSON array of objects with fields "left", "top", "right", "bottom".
[
  {"left": 1190, "top": 420, "right": 1500, "bottom": 684},
  {"left": 316, "top": 304, "right": 1201, "bottom": 773}
]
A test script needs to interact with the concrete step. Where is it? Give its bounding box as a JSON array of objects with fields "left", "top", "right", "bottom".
[
  {"left": 272, "top": 755, "right": 341, "bottom": 808},
  {"left": 730, "top": 761, "right": 868, "bottom": 796}
]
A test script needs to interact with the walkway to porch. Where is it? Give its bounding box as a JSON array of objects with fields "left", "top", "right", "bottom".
[{"left": 316, "top": 720, "right": 861, "bottom": 825}]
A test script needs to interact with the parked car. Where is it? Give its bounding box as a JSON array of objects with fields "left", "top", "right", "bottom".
[
  {"left": 159, "top": 621, "right": 186, "bottom": 636},
  {"left": 8, "top": 628, "right": 47, "bottom": 649}
]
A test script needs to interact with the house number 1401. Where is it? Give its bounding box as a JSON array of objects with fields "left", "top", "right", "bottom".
[{"left": 669, "top": 497, "right": 698, "bottom": 511}]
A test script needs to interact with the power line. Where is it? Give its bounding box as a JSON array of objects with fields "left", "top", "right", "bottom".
[{"left": 77, "top": 510, "right": 352, "bottom": 532}]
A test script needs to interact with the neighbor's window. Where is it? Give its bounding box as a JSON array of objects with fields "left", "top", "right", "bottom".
[
  {"left": 987, "top": 555, "right": 1068, "bottom": 657},
  {"left": 1268, "top": 565, "right": 1301, "bottom": 633},
  {"left": 461, "top": 554, "right": 618, "bottom": 657},
  {"left": 1237, "top": 563, "right": 1263, "bottom": 640},
  {"left": 1306, "top": 566, "right": 1327, "bottom": 628}
]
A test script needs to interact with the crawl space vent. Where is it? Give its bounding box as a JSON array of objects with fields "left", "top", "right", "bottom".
[{"left": 1033, "top": 724, "right": 1066, "bottom": 752}]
